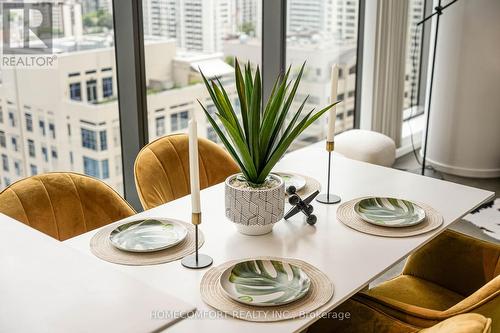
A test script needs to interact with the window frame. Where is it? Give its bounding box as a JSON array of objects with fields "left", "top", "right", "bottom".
[
  {"left": 99, "top": 130, "right": 108, "bottom": 151},
  {"left": 11, "top": 136, "right": 18, "bottom": 152},
  {"left": 1, "top": 154, "right": 8, "bottom": 172},
  {"left": 69, "top": 82, "right": 82, "bottom": 101},
  {"left": 0, "top": 131, "right": 5, "bottom": 148},
  {"left": 27, "top": 139, "right": 36, "bottom": 158},
  {"left": 30, "top": 164, "right": 37, "bottom": 176},
  {"left": 39, "top": 120, "right": 46, "bottom": 136},
  {"left": 83, "top": 156, "right": 100, "bottom": 178},
  {"left": 113, "top": 0, "right": 149, "bottom": 210},
  {"left": 25, "top": 113, "right": 33, "bottom": 132},
  {"left": 102, "top": 77, "right": 114, "bottom": 98},
  {"left": 86, "top": 79, "right": 98, "bottom": 104},
  {"left": 155, "top": 116, "right": 166, "bottom": 137},
  {"left": 81, "top": 128, "right": 98, "bottom": 151},
  {"left": 42, "top": 146, "right": 48, "bottom": 162}
]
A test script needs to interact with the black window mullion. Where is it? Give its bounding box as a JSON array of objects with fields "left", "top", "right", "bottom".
[
  {"left": 262, "top": 0, "right": 286, "bottom": 105},
  {"left": 112, "top": 0, "right": 148, "bottom": 211},
  {"left": 353, "top": 0, "right": 366, "bottom": 129}
]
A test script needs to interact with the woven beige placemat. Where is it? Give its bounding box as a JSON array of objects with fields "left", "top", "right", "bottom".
[
  {"left": 275, "top": 172, "right": 322, "bottom": 197},
  {"left": 90, "top": 218, "right": 204, "bottom": 266},
  {"left": 337, "top": 198, "right": 443, "bottom": 237},
  {"left": 200, "top": 256, "right": 334, "bottom": 322}
]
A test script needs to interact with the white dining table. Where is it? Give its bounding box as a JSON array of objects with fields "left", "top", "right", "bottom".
[
  {"left": 63, "top": 141, "right": 493, "bottom": 333},
  {"left": 0, "top": 213, "right": 195, "bottom": 333}
]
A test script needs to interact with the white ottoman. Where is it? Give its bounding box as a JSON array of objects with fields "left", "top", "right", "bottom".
[{"left": 335, "top": 129, "right": 396, "bottom": 167}]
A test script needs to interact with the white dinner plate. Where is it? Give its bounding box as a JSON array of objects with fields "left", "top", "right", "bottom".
[
  {"left": 109, "top": 218, "right": 187, "bottom": 252},
  {"left": 354, "top": 197, "right": 426, "bottom": 228},
  {"left": 220, "top": 259, "right": 311, "bottom": 307}
]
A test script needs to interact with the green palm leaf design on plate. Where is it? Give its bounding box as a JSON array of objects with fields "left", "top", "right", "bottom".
[
  {"left": 224, "top": 260, "right": 311, "bottom": 306},
  {"left": 109, "top": 219, "right": 187, "bottom": 252},
  {"left": 354, "top": 197, "right": 426, "bottom": 227}
]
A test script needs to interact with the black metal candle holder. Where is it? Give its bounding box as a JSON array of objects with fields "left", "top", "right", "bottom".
[
  {"left": 316, "top": 141, "right": 341, "bottom": 204},
  {"left": 181, "top": 212, "right": 213, "bottom": 269}
]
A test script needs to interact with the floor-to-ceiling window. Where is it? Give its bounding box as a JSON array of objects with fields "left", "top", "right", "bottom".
[
  {"left": 140, "top": 0, "right": 364, "bottom": 151},
  {"left": 0, "top": 1, "right": 123, "bottom": 194},
  {"left": 403, "top": 0, "right": 426, "bottom": 120},
  {"left": 285, "top": 0, "right": 361, "bottom": 150},
  {"left": 1, "top": 0, "right": 372, "bottom": 206},
  {"left": 141, "top": 0, "right": 262, "bottom": 144}
]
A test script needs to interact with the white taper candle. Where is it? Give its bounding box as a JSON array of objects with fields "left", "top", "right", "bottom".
[
  {"left": 188, "top": 118, "right": 201, "bottom": 214},
  {"left": 327, "top": 64, "right": 339, "bottom": 142}
]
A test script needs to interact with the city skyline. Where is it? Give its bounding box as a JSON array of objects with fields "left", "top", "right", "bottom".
[{"left": 0, "top": 0, "right": 423, "bottom": 194}]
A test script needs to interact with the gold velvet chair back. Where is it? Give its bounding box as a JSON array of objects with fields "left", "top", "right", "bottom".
[
  {"left": 134, "top": 134, "right": 240, "bottom": 210},
  {"left": 0, "top": 172, "right": 135, "bottom": 241}
]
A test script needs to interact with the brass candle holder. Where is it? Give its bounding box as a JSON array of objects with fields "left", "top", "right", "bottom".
[
  {"left": 316, "top": 141, "right": 341, "bottom": 204},
  {"left": 181, "top": 212, "right": 213, "bottom": 269}
]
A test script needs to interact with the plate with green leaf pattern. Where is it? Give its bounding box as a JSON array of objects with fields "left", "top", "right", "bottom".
[
  {"left": 354, "top": 197, "right": 426, "bottom": 228},
  {"left": 220, "top": 259, "right": 311, "bottom": 307},
  {"left": 274, "top": 172, "right": 307, "bottom": 191},
  {"left": 109, "top": 218, "right": 187, "bottom": 252}
]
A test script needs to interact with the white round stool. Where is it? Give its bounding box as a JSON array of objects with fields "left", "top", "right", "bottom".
[{"left": 335, "top": 129, "right": 396, "bottom": 167}]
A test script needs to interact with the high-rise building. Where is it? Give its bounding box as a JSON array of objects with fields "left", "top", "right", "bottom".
[
  {"left": 142, "top": 0, "right": 178, "bottom": 39},
  {"left": 224, "top": 35, "right": 357, "bottom": 148},
  {"left": 0, "top": 0, "right": 367, "bottom": 192},
  {"left": 334, "top": 0, "right": 359, "bottom": 40},
  {"left": 235, "top": 0, "right": 258, "bottom": 36},
  {"left": 286, "top": 0, "right": 359, "bottom": 41},
  {"left": 403, "top": 0, "right": 425, "bottom": 111},
  {"left": 143, "top": 0, "right": 235, "bottom": 53},
  {"left": 178, "top": 0, "right": 234, "bottom": 52},
  {"left": 59, "top": 2, "right": 84, "bottom": 38},
  {"left": 0, "top": 36, "right": 236, "bottom": 193},
  {"left": 287, "top": 0, "right": 336, "bottom": 35}
]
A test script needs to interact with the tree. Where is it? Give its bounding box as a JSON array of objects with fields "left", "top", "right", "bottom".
[
  {"left": 97, "top": 12, "right": 113, "bottom": 29},
  {"left": 225, "top": 56, "right": 235, "bottom": 67},
  {"left": 83, "top": 13, "right": 96, "bottom": 28},
  {"left": 239, "top": 22, "right": 255, "bottom": 36},
  {"left": 83, "top": 10, "right": 113, "bottom": 30}
]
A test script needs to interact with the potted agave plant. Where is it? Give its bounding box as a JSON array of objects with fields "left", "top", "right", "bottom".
[{"left": 199, "top": 59, "right": 339, "bottom": 235}]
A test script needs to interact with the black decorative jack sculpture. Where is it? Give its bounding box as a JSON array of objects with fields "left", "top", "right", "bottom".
[{"left": 284, "top": 186, "right": 319, "bottom": 225}]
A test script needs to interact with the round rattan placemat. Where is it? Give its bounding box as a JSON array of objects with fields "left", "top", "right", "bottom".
[
  {"left": 200, "top": 256, "right": 334, "bottom": 322},
  {"left": 337, "top": 198, "right": 443, "bottom": 237},
  {"left": 275, "top": 172, "right": 322, "bottom": 197},
  {"left": 90, "top": 218, "right": 204, "bottom": 266}
]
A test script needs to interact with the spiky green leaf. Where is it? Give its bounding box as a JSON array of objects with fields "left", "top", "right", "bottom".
[{"left": 200, "top": 60, "right": 341, "bottom": 185}]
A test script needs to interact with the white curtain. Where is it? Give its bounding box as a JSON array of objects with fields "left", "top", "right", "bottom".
[{"left": 370, "top": 0, "right": 409, "bottom": 147}]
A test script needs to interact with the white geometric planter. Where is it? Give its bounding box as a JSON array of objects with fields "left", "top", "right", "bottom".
[{"left": 224, "top": 174, "right": 285, "bottom": 235}]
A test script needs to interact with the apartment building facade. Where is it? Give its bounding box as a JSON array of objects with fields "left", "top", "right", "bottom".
[
  {"left": 0, "top": 37, "right": 236, "bottom": 193},
  {"left": 143, "top": 0, "right": 235, "bottom": 53},
  {"left": 223, "top": 36, "right": 357, "bottom": 147}
]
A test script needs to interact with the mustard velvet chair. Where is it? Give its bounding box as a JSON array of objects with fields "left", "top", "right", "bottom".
[
  {"left": 352, "top": 230, "right": 500, "bottom": 331},
  {"left": 134, "top": 133, "right": 240, "bottom": 210},
  {"left": 0, "top": 172, "right": 135, "bottom": 241},
  {"left": 308, "top": 298, "right": 492, "bottom": 333}
]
